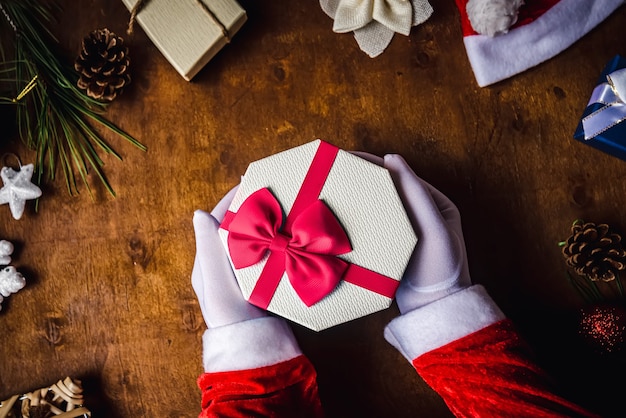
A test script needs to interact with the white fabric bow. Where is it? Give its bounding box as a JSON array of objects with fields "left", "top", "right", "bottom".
[
  {"left": 582, "top": 68, "right": 626, "bottom": 140},
  {"left": 608, "top": 68, "right": 626, "bottom": 101},
  {"left": 320, "top": 0, "right": 433, "bottom": 57}
]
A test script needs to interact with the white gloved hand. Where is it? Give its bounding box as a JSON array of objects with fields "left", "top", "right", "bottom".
[
  {"left": 191, "top": 186, "right": 267, "bottom": 329},
  {"left": 384, "top": 154, "right": 471, "bottom": 313},
  {"left": 192, "top": 187, "right": 304, "bottom": 374},
  {"left": 382, "top": 155, "right": 505, "bottom": 364}
]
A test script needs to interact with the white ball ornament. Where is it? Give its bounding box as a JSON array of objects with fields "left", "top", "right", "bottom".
[
  {"left": 0, "top": 239, "right": 25, "bottom": 311},
  {"left": 0, "top": 266, "right": 25, "bottom": 297},
  {"left": 0, "top": 239, "right": 14, "bottom": 265},
  {"left": 0, "top": 266, "right": 25, "bottom": 312}
]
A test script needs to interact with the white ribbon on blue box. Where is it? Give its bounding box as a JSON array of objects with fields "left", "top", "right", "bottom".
[
  {"left": 574, "top": 55, "right": 626, "bottom": 161},
  {"left": 582, "top": 68, "right": 626, "bottom": 139}
]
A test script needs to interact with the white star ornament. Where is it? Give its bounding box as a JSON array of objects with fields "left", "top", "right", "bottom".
[{"left": 0, "top": 163, "right": 42, "bottom": 220}]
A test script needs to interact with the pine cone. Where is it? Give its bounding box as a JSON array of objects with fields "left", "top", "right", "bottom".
[
  {"left": 562, "top": 221, "right": 626, "bottom": 281},
  {"left": 75, "top": 28, "right": 130, "bottom": 101}
]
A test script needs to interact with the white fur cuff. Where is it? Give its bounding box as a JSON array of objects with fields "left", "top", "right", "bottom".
[
  {"left": 202, "top": 316, "right": 303, "bottom": 373},
  {"left": 384, "top": 285, "right": 505, "bottom": 363}
]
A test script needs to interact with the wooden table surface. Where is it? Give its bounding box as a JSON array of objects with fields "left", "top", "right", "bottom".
[{"left": 2, "top": 1, "right": 626, "bottom": 417}]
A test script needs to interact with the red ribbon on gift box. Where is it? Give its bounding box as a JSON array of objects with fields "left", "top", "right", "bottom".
[
  {"left": 220, "top": 140, "right": 400, "bottom": 309},
  {"left": 224, "top": 187, "right": 352, "bottom": 307}
]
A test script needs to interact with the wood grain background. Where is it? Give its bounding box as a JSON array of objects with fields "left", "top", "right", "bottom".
[{"left": 1, "top": 1, "right": 626, "bottom": 416}]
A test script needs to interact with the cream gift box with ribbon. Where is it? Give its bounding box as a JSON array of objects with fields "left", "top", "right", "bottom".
[
  {"left": 574, "top": 55, "right": 626, "bottom": 161},
  {"left": 121, "top": 0, "right": 246, "bottom": 81},
  {"left": 218, "top": 140, "right": 417, "bottom": 331}
]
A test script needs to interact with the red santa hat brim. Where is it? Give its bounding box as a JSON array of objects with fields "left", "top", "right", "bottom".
[{"left": 458, "top": 0, "right": 624, "bottom": 87}]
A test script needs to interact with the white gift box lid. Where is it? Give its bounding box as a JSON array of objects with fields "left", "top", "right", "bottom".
[{"left": 219, "top": 140, "right": 417, "bottom": 331}]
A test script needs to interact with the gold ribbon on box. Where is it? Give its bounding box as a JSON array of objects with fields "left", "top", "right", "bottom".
[{"left": 582, "top": 68, "right": 626, "bottom": 140}]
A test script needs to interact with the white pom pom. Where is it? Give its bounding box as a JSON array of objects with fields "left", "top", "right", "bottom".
[
  {"left": 0, "top": 240, "right": 13, "bottom": 265},
  {"left": 0, "top": 240, "right": 14, "bottom": 255},
  {"left": 466, "top": 0, "right": 524, "bottom": 37},
  {"left": 0, "top": 266, "right": 26, "bottom": 297}
]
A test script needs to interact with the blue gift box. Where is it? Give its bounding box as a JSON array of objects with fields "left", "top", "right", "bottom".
[{"left": 574, "top": 55, "right": 626, "bottom": 161}]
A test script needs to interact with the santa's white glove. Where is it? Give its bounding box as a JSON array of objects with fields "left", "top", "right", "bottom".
[
  {"left": 381, "top": 155, "right": 502, "bottom": 364},
  {"left": 384, "top": 154, "right": 471, "bottom": 313},
  {"left": 192, "top": 186, "right": 267, "bottom": 329},
  {"left": 320, "top": 0, "right": 433, "bottom": 57},
  {"left": 192, "top": 186, "right": 302, "bottom": 373}
]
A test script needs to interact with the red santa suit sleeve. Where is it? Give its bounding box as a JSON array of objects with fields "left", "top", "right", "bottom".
[
  {"left": 198, "top": 285, "right": 598, "bottom": 417},
  {"left": 197, "top": 316, "right": 324, "bottom": 417},
  {"left": 384, "top": 285, "right": 600, "bottom": 418}
]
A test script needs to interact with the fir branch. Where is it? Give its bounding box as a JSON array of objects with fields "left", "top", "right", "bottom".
[
  {"left": 566, "top": 270, "right": 603, "bottom": 304},
  {"left": 0, "top": 0, "right": 146, "bottom": 197}
]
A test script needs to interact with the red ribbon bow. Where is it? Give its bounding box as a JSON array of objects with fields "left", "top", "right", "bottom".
[{"left": 226, "top": 188, "right": 353, "bottom": 307}]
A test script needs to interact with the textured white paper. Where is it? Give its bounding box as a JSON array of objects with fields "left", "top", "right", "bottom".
[{"left": 219, "top": 140, "right": 417, "bottom": 331}]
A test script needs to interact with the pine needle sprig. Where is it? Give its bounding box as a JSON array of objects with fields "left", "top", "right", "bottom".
[
  {"left": 565, "top": 270, "right": 604, "bottom": 305},
  {"left": 0, "top": 0, "right": 146, "bottom": 197}
]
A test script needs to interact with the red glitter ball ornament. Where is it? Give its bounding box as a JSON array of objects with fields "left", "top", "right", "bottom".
[{"left": 579, "top": 305, "right": 626, "bottom": 354}]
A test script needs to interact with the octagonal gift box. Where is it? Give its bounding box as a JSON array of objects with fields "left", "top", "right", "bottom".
[{"left": 218, "top": 139, "right": 417, "bottom": 331}]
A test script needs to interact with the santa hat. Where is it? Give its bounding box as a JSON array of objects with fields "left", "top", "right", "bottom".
[{"left": 457, "top": 0, "right": 624, "bottom": 87}]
